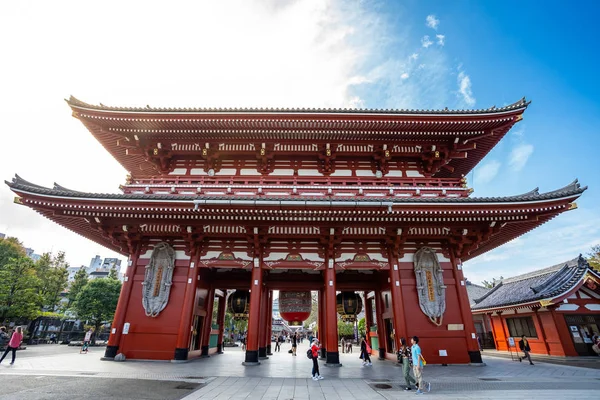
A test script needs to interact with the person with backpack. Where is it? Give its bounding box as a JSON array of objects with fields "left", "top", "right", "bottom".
[
  {"left": 309, "top": 338, "right": 324, "bottom": 380},
  {"left": 360, "top": 335, "right": 372, "bottom": 366}
]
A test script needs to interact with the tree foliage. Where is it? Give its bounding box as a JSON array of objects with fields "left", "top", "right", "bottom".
[
  {"left": 481, "top": 276, "right": 504, "bottom": 288},
  {"left": 67, "top": 267, "right": 89, "bottom": 308},
  {"left": 588, "top": 245, "right": 600, "bottom": 270},
  {"left": 0, "top": 256, "right": 41, "bottom": 321},
  {"left": 337, "top": 320, "right": 354, "bottom": 338},
  {"left": 34, "top": 252, "right": 69, "bottom": 311},
  {"left": 0, "top": 237, "right": 26, "bottom": 271},
  {"left": 358, "top": 317, "right": 366, "bottom": 339},
  {"left": 108, "top": 266, "right": 119, "bottom": 280},
  {"left": 73, "top": 277, "right": 122, "bottom": 341}
]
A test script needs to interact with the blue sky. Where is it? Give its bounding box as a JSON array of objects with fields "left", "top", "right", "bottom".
[{"left": 0, "top": 0, "right": 598, "bottom": 282}]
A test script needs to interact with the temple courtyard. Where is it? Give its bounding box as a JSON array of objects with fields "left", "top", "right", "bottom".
[{"left": 0, "top": 343, "right": 598, "bottom": 399}]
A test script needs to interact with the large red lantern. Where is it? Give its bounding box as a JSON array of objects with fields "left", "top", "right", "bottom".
[
  {"left": 336, "top": 291, "right": 363, "bottom": 322},
  {"left": 227, "top": 290, "right": 250, "bottom": 320},
  {"left": 279, "top": 291, "right": 312, "bottom": 326}
]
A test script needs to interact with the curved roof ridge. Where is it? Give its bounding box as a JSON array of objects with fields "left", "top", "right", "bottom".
[
  {"left": 66, "top": 96, "right": 530, "bottom": 116},
  {"left": 530, "top": 264, "right": 570, "bottom": 294},
  {"left": 8, "top": 174, "right": 50, "bottom": 190},
  {"left": 501, "top": 256, "right": 580, "bottom": 284},
  {"left": 473, "top": 281, "right": 503, "bottom": 304},
  {"left": 53, "top": 182, "right": 81, "bottom": 193}
]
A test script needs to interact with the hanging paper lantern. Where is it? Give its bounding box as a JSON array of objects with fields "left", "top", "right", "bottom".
[
  {"left": 336, "top": 291, "right": 363, "bottom": 322},
  {"left": 227, "top": 290, "right": 250, "bottom": 320},
  {"left": 279, "top": 291, "right": 312, "bottom": 326}
]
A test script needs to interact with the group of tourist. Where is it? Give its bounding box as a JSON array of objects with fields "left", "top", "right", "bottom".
[{"left": 0, "top": 326, "right": 23, "bottom": 366}]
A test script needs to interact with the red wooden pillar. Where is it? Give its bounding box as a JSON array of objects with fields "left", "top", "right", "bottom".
[
  {"left": 549, "top": 305, "right": 577, "bottom": 356},
  {"left": 387, "top": 250, "right": 407, "bottom": 353},
  {"left": 266, "top": 290, "right": 274, "bottom": 355},
  {"left": 216, "top": 293, "right": 226, "bottom": 354},
  {"left": 451, "top": 254, "right": 482, "bottom": 363},
  {"left": 374, "top": 289, "right": 387, "bottom": 359},
  {"left": 105, "top": 245, "right": 140, "bottom": 359},
  {"left": 243, "top": 256, "right": 264, "bottom": 365},
  {"left": 258, "top": 285, "right": 269, "bottom": 359},
  {"left": 318, "top": 288, "right": 326, "bottom": 359},
  {"left": 324, "top": 257, "right": 340, "bottom": 365},
  {"left": 174, "top": 250, "right": 200, "bottom": 360},
  {"left": 200, "top": 287, "right": 215, "bottom": 357},
  {"left": 364, "top": 291, "right": 374, "bottom": 349},
  {"left": 532, "top": 307, "right": 550, "bottom": 355}
]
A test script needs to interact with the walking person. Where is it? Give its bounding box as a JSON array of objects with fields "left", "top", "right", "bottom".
[
  {"left": 291, "top": 332, "right": 298, "bottom": 356},
  {"left": 399, "top": 337, "right": 417, "bottom": 391},
  {"left": 310, "top": 338, "right": 324, "bottom": 380},
  {"left": 411, "top": 336, "right": 431, "bottom": 394},
  {"left": 0, "top": 326, "right": 23, "bottom": 366},
  {"left": 518, "top": 335, "right": 534, "bottom": 365},
  {"left": 360, "top": 335, "right": 372, "bottom": 366},
  {"left": 274, "top": 334, "right": 281, "bottom": 352},
  {"left": 80, "top": 328, "right": 94, "bottom": 354},
  {"left": 341, "top": 337, "right": 346, "bottom": 354}
]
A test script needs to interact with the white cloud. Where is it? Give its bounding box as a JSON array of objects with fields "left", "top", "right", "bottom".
[
  {"left": 400, "top": 72, "right": 409, "bottom": 80},
  {"left": 426, "top": 15, "right": 439, "bottom": 29},
  {"left": 509, "top": 143, "right": 534, "bottom": 171},
  {"left": 457, "top": 71, "right": 476, "bottom": 106},
  {"left": 474, "top": 160, "right": 501, "bottom": 184},
  {"left": 409, "top": 53, "right": 419, "bottom": 60},
  {"left": 421, "top": 35, "right": 433, "bottom": 48},
  {"left": 436, "top": 34, "right": 445, "bottom": 46}
]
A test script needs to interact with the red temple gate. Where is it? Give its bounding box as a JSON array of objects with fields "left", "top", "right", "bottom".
[{"left": 6, "top": 97, "right": 585, "bottom": 365}]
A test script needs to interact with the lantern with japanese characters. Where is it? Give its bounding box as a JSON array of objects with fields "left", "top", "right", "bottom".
[
  {"left": 278, "top": 291, "right": 312, "bottom": 326},
  {"left": 336, "top": 291, "right": 363, "bottom": 322},
  {"left": 227, "top": 290, "right": 250, "bottom": 320}
]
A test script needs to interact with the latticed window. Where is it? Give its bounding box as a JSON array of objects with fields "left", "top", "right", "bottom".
[{"left": 506, "top": 317, "right": 537, "bottom": 338}]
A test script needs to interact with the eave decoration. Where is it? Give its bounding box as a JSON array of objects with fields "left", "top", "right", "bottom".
[
  {"left": 142, "top": 242, "right": 176, "bottom": 317},
  {"left": 414, "top": 247, "right": 446, "bottom": 326}
]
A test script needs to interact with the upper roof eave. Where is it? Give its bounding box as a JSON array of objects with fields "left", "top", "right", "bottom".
[
  {"left": 5, "top": 175, "right": 586, "bottom": 206},
  {"left": 66, "top": 96, "right": 530, "bottom": 118}
]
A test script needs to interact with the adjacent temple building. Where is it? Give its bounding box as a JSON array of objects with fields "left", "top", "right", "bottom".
[{"left": 6, "top": 97, "right": 586, "bottom": 365}]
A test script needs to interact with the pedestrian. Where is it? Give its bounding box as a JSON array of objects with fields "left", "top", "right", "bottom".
[
  {"left": 0, "top": 327, "right": 9, "bottom": 349},
  {"left": 477, "top": 334, "right": 482, "bottom": 351},
  {"left": 241, "top": 335, "right": 246, "bottom": 351},
  {"left": 399, "top": 337, "right": 417, "bottom": 390},
  {"left": 80, "top": 328, "right": 94, "bottom": 354},
  {"left": 310, "top": 338, "right": 324, "bottom": 380},
  {"left": 518, "top": 335, "right": 534, "bottom": 365},
  {"left": 346, "top": 339, "right": 352, "bottom": 353},
  {"left": 341, "top": 337, "right": 346, "bottom": 354},
  {"left": 292, "top": 332, "right": 298, "bottom": 356},
  {"left": 411, "top": 336, "right": 431, "bottom": 394},
  {"left": 360, "top": 335, "right": 372, "bottom": 366},
  {"left": 0, "top": 326, "right": 23, "bottom": 365},
  {"left": 274, "top": 334, "right": 281, "bottom": 352}
]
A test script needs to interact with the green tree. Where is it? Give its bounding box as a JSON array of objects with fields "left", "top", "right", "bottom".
[
  {"left": 481, "top": 276, "right": 504, "bottom": 288},
  {"left": 73, "top": 278, "right": 122, "bottom": 343},
  {"left": 0, "top": 256, "right": 41, "bottom": 321},
  {"left": 67, "top": 267, "right": 89, "bottom": 308},
  {"left": 337, "top": 320, "right": 354, "bottom": 338},
  {"left": 35, "top": 252, "right": 69, "bottom": 311},
  {"left": 0, "top": 237, "right": 26, "bottom": 270},
  {"left": 108, "top": 266, "right": 119, "bottom": 280},
  {"left": 358, "top": 317, "right": 366, "bottom": 339},
  {"left": 588, "top": 245, "right": 600, "bottom": 270}
]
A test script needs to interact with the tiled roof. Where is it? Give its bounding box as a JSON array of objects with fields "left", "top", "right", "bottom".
[
  {"left": 5, "top": 175, "right": 586, "bottom": 205},
  {"left": 465, "top": 282, "right": 491, "bottom": 307},
  {"left": 66, "top": 96, "right": 530, "bottom": 116},
  {"left": 472, "top": 255, "right": 593, "bottom": 310}
]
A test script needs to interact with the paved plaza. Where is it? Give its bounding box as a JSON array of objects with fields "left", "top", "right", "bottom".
[{"left": 0, "top": 342, "right": 599, "bottom": 399}]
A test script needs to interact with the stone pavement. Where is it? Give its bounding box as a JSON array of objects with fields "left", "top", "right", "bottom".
[{"left": 1, "top": 342, "right": 599, "bottom": 399}]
